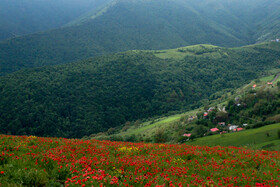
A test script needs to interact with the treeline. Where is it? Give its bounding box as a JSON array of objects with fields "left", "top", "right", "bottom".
[{"left": 1, "top": 44, "right": 280, "bottom": 138}]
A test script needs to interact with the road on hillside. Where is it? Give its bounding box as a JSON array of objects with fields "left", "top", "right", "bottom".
[{"left": 272, "top": 72, "right": 280, "bottom": 82}]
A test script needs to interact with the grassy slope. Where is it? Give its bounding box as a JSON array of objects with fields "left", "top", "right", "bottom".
[
  {"left": 153, "top": 44, "right": 222, "bottom": 60},
  {"left": 186, "top": 123, "right": 280, "bottom": 150},
  {"left": 95, "top": 73, "right": 280, "bottom": 150},
  {"left": 115, "top": 110, "right": 199, "bottom": 137}
]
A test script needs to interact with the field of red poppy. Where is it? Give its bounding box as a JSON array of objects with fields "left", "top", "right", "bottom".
[{"left": 0, "top": 135, "right": 279, "bottom": 187}]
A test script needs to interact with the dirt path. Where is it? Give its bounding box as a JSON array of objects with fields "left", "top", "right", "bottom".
[{"left": 272, "top": 72, "right": 280, "bottom": 82}]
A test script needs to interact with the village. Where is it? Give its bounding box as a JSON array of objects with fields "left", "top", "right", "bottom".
[
  {"left": 183, "top": 106, "right": 247, "bottom": 139},
  {"left": 183, "top": 77, "right": 280, "bottom": 140}
]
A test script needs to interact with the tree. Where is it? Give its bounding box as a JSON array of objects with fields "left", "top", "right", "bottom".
[
  {"left": 193, "top": 125, "right": 207, "bottom": 137},
  {"left": 154, "top": 129, "right": 168, "bottom": 143}
]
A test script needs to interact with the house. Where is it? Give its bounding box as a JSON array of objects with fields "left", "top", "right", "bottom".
[
  {"left": 203, "top": 112, "right": 208, "bottom": 117},
  {"left": 243, "top": 124, "right": 248, "bottom": 127},
  {"left": 229, "top": 125, "right": 238, "bottom": 131},
  {"left": 210, "top": 128, "right": 219, "bottom": 132},
  {"left": 183, "top": 133, "right": 192, "bottom": 137},
  {"left": 252, "top": 84, "right": 257, "bottom": 88},
  {"left": 218, "top": 122, "right": 225, "bottom": 126},
  {"left": 267, "top": 82, "right": 273, "bottom": 85},
  {"left": 207, "top": 107, "right": 215, "bottom": 112},
  {"left": 233, "top": 128, "right": 243, "bottom": 132}
]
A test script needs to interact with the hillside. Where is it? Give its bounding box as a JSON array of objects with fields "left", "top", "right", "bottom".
[
  {"left": 1, "top": 0, "right": 280, "bottom": 75},
  {"left": 186, "top": 124, "right": 280, "bottom": 151},
  {"left": 1, "top": 42, "right": 280, "bottom": 138},
  {"left": 0, "top": 135, "right": 279, "bottom": 186},
  {"left": 93, "top": 73, "right": 280, "bottom": 150},
  {"left": 0, "top": 0, "right": 111, "bottom": 41}
]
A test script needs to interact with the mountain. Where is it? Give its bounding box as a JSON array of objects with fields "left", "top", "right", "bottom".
[
  {"left": 1, "top": 42, "right": 280, "bottom": 138},
  {"left": 1, "top": 0, "right": 280, "bottom": 75},
  {"left": 0, "top": 0, "right": 112, "bottom": 41}
]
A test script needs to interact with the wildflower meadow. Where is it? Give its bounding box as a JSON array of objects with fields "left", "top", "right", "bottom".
[{"left": 0, "top": 135, "right": 279, "bottom": 186}]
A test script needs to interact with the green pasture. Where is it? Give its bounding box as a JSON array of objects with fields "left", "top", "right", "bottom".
[{"left": 187, "top": 123, "right": 280, "bottom": 150}]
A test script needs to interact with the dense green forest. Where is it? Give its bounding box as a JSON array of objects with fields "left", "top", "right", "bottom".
[
  {"left": 1, "top": 43, "right": 280, "bottom": 138},
  {"left": 1, "top": 0, "right": 280, "bottom": 75}
]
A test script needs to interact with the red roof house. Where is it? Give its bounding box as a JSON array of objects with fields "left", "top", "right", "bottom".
[
  {"left": 210, "top": 128, "right": 219, "bottom": 132},
  {"left": 183, "top": 133, "right": 192, "bottom": 137},
  {"left": 233, "top": 128, "right": 243, "bottom": 132}
]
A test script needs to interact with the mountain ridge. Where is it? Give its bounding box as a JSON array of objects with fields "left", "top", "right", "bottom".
[
  {"left": 0, "top": 0, "right": 111, "bottom": 41},
  {"left": 1, "top": 0, "right": 280, "bottom": 75}
]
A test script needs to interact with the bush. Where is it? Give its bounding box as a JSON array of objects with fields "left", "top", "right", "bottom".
[
  {"left": 144, "top": 137, "right": 152, "bottom": 142},
  {"left": 267, "top": 114, "right": 280, "bottom": 123},
  {"left": 124, "top": 134, "right": 138, "bottom": 142},
  {"left": 189, "top": 134, "right": 196, "bottom": 141},
  {"left": 106, "top": 128, "right": 116, "bottom": 135},
  {"left": 154, "top": 129, "right": 168, "bottom": 143},
  {"left": 177, "top": 136, "right": 189, "bottom": 143},
  {"left": 252, "top": 121, "right": 274, "bottom": 128},
  {"left": 192, "top": 125, "right": 207, "bottom": 137},
  {"left": 109, "top": 135, "right": 124, "bottom": 142}
]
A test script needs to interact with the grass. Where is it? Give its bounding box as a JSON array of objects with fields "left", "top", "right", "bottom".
[
  {"left": 186, "top": 123, "right": 280, "bottom": 150},
  {"left": 260, "top": 75, "right": 274, "bottom": 82},
  {"left": 118, "top": 111, "right": 197, "bottom": 136},
  {"left": 153, "top": 44, "right": 222, "bottom": 59}
]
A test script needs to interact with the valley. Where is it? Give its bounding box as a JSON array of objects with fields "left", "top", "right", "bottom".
[
  {"left": 1, "top": 42, "right": 280, "bottom": 139},
  {"left": 0, "top": 1, "right": 280, "bottom": 186},
  {"left": 93, "top": 73, "right": 280, "bottom": 151}
]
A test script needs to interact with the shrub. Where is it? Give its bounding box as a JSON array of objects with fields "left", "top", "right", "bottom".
[
  {"left": 109, "top": 135, "right": 124, "bottom": 142},
  {"left": 177, "top": 136, "right": 189, "bottom": 143},
  {"left": 124, "top": 134, "right": 137, "bottom": 142},
  {"left": 154, "top": 129, "right": 168, "bottom": 143}
]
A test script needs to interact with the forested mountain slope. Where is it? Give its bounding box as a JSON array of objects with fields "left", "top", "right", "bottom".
[
  {"left": 1, "top": 0, "right": 280, "bottom": 75},
  {"left": 0, "top": 0, "right": 111, "bottom": 41},
  {"left": 1, "top": 42, "right": 280, "bottom": 138}
]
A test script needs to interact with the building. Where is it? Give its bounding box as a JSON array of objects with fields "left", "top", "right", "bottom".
[
  {"left": 229, "top": 125, "right": 238, "bottom": 131},
  {"left": 183, "top": 133, "right": 192, "bottom": 137},
  {"left": 210, "top": 128, "right": 219, "bottom": 132},
  {"left": 233, "top": 128, "right": 243, "bottom": 132}
]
